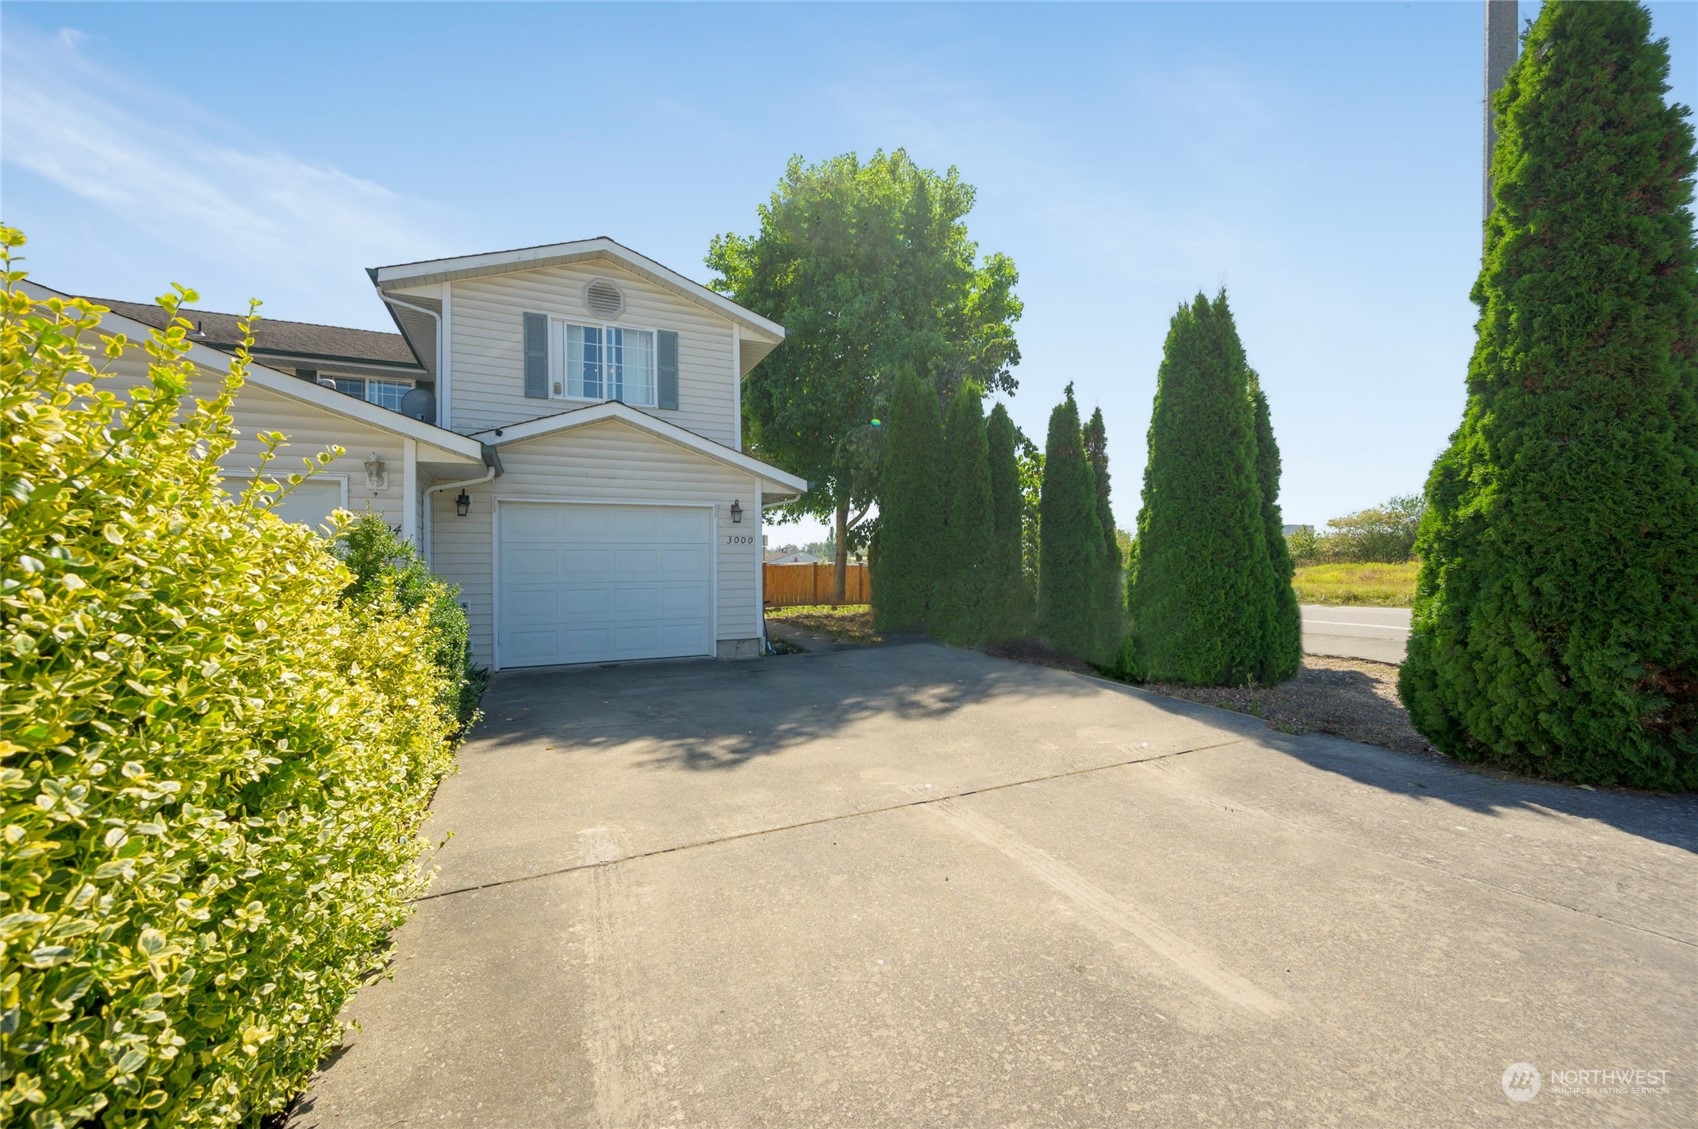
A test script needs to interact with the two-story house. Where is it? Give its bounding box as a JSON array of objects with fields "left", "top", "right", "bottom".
[{"left": 30, "top": 238, "right": 807, "bottom": 670}]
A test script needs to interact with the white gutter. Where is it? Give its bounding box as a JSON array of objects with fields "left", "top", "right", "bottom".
[
  {"left": 380, "top": 293, "right": 449, "bottom": 429},
  {"left": 422, "top": 464, "right": 496, "bottom": 568}
]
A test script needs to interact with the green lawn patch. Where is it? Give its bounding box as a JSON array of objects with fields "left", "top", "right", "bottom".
[
  {"left": 767, "top": 604, "right": 881, "bottom": 644},
  {"left": 1292, "top": 561, "right": 1419, "bottom": 607}
]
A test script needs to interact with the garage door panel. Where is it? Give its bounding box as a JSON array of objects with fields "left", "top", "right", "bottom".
[
  {"left": 659, "top": 585, "right": 709, "bottom": 614},
  {"left": 506, "top": 629, "right": 564, "bottom": 664},
  {"left": 613, "top": 509, "right": 664, "bottom": 536},
  {"left": 506, "top": 587, "right": 560, "bottom": 618},
  {"left": 658, "top": 509, "right": 707, "bottom": 539},
  {"left": 660, "top": 548, "right": 707, "bottom": 577},
  {"left": 561, "top": 508, "right": 611, "bottom": 537},
  {"left": 558, "top": 629, "right": 611, "bottom": 663},
  {"left": 612, "top": 548, "right": 662, "bottom": 577},
  {"left": 561, "top": 548, "right": 609, "bottom": 577},
  {"left": 659, "top": 622, "right": 710, "bottom": 651},
  {"left": 498, "top": 502, "right": 714, "bottom": 668},
  {"left": 505, "top": 506, "right": 561, "bottom": 538},
  {"left": 612, "top": 587, "right": 660, "bottom": 614},
  {"left": 561, "top": 588, "right": 610, "bottom": 616},
  {"left": 505, "top": 549, "right": 559, "bottom": 581}
]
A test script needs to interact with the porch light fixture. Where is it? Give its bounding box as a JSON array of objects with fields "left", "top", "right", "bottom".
[
  {"left": 363, "top": 452, "right": 387, "bottom": 490},
  {"left": 730, "top": 499, "right": 743, "bottom": 524},
  {"left": 455, "top": 490, "right": 471, "bottom": 518}
]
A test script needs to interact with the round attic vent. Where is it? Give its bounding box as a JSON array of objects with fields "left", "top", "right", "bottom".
[{"left": 584, "top": 278, "right": 625, "bottom": 319}]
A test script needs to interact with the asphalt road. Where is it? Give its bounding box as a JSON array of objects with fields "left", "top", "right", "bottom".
[
  {"left": 1301, "top": 604, "right": 1412, "bottom": 663},
  {"left": 299, "top": 644, "right": 1696, "bottom": 1129}
]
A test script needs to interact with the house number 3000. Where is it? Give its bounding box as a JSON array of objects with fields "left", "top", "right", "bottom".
[{"left": 725, "top": 535, "right": 755, "bottom": 545}]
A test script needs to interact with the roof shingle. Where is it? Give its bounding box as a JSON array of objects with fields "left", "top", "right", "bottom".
[{"left": 79, "top": 296, "right": 421, "bottom": 368}]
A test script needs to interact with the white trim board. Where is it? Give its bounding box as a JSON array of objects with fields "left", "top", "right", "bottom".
[
  {"left": 471, "top": 400, "right": 807, "bottom": 496},
  {"left": 23, "top": 281, "right": 486, "bottom": 464},
  {"left": 371, "top": 236, "right": 785, "bottom": 347}
]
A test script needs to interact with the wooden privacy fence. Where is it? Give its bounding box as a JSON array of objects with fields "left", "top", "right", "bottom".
[{"left": 764, "top": 562, "right": 870, "bottom": 607}]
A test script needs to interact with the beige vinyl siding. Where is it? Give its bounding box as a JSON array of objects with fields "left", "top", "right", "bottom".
[
  {"left": 430, "top": 419, "right": 761, "bottom": 666},
  {"left": 99, "top": 352, "right": 410, "bottom": 528},
  {"left": 446, "top": 261, "right": 738, "bottom": 444}
]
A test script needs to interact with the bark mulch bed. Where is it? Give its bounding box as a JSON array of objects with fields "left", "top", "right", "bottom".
[{"left": 983, "top": 639, "right": 1434, "bottom": 757}]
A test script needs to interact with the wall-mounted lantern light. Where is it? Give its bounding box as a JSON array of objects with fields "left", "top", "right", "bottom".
[
  {"left": 364, "top": 452, "right": 388, "bottom": 490},
  {"left": 455, "top": 490, "right": 471, "bottom": 518},
  {"left": 730, "top": 499, "right": 743, "bottom": 524}
]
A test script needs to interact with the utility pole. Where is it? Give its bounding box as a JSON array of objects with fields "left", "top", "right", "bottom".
[{"left": 1484, "top": 0, "right": 1519, "bottom": 229}]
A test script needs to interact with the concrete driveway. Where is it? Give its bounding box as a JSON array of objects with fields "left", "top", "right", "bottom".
[
  {"left": 298, "top": 644, "right": 1696, "bottom": 1128},
  {"left": 1301, "top": 604, "right": 1412, "bottom": 663}
]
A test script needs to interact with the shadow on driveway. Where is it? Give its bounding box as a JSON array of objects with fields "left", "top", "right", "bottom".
[
  {"left": 468, "top": 642, "right": 1105, "bottom": 772},
  {"left": 472, "top": 643, "right": 1698, "bottom": 855}
]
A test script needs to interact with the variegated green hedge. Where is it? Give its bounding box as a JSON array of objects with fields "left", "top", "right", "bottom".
[{"left": 0, "top": 230, "right": 460, "bottom": 1127}]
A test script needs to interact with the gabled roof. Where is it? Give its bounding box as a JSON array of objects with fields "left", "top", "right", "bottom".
[
  {"left": 77, "top": 296, "right": 422, "bottom": 370},
  {"left": 370, "top": 237, "right": 786, "bottom": 343},
  {"left": 21, "top": 282, "right": 484, "bottom": 465},
  {"left": 470, "top": 400, "right": 807, "bottom": 497}
]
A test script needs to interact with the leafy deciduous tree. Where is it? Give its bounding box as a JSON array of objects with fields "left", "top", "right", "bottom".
[{"left": 708, "top": 150, "right": 1022, "bottom": 601}]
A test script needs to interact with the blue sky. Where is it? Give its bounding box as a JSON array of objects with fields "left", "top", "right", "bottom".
[{"left": 4, "top": 2, "right": 1694, "bottom": 543}]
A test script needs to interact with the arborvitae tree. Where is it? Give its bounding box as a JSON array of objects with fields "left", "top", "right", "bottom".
[
  {"left": 1038, "top": 384, "right": 1105, "bottom": 660},
  {"left": 1400, "top": 1, "right": 1698, "bottom": 790},
  {"left": 1124, "top": 292, "right": 1277, "bottom": 685},
  {"left": 1083, "top": 406, "right": 1125, "bottom": 660},
  {"left": 872, "top": 365, "right": 944, "bottom": 632},
  {"left": 937, "top": 385, "right": 996, "bottom": 645},
  {"left": 1248, "top": 370, "right": 1301, "bottom": 683},
  {"left": 985, "top": 402, "right": 1030, "bottom": 639}
]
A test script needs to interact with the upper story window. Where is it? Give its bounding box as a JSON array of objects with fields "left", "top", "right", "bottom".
[
  {"left": 554, "top": 321, "right": 656, "bottom": 407},
  {"left": 323, "top": 375, "right": 414, "bottom": 411}
]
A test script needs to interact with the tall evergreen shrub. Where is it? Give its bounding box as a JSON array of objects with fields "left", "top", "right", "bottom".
[
  {"left": 1124, "top": 292, "right": 1278, "bottom": 685},
  {"left": 937, "top": 385, "right": 995, "bottom": 644},
  {"left": 1083, "top": 407, "right": 1125, "bottom": 660},
  {"left": 1038, "top": 384, "right": 1104, "bottom": 660},
  {"left": 1248, "top": 371, "right": 1301, "bottom": 683},
  {"left": 1400, "top": 1, "right": 1698, "bottom": 789},
  {"left": 872, "top": 365, "right": 944, "bottom": 631},
  {"left": 985, "top": 402, "right": 1031, "bottom": 639}
]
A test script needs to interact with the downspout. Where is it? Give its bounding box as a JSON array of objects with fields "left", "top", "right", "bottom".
[{"left": 422, "top": 444, "right": 502, "bottom": 569}]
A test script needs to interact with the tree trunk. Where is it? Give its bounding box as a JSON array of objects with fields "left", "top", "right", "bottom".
[{"left": 833, "top": 496, "right": 849, "bottom": 604}]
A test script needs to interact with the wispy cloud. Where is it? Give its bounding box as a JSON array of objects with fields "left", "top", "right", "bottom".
[
  {"left": 1, "top": 22, "right": 458, "bottom": 319},
  {"left": 826, "top": 62, "right": 1287, "bottom": 287}
]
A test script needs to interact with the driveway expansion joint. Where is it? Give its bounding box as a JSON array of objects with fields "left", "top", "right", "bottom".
[{"left": 416, "top": 735, "right": 1256, "bottom": 902}]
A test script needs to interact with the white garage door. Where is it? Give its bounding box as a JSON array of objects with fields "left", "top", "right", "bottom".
[{"left": 498, "top": 502, "right": 713, "bottom": 668}]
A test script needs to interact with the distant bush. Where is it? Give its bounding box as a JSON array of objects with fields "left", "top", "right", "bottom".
[
  {"left": 1, "top": 243, "right": 460, "bottom": 1127},
  {"left": 337, "top": 513, "right": 485, "bottom": 733},
  {"left": 1285, "top": 525, "right": 1320, "bottom": 565},
  {"left": 1307, "top": 495, "right": 1424, "bottom": 564}
]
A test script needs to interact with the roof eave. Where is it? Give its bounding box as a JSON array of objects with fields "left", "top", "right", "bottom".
[
  {"left": 372, "top": 237, "right": 785, "bottom": 343},
  {"left": 471, "top": 401, "right": 807, "bottom": 494}
]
